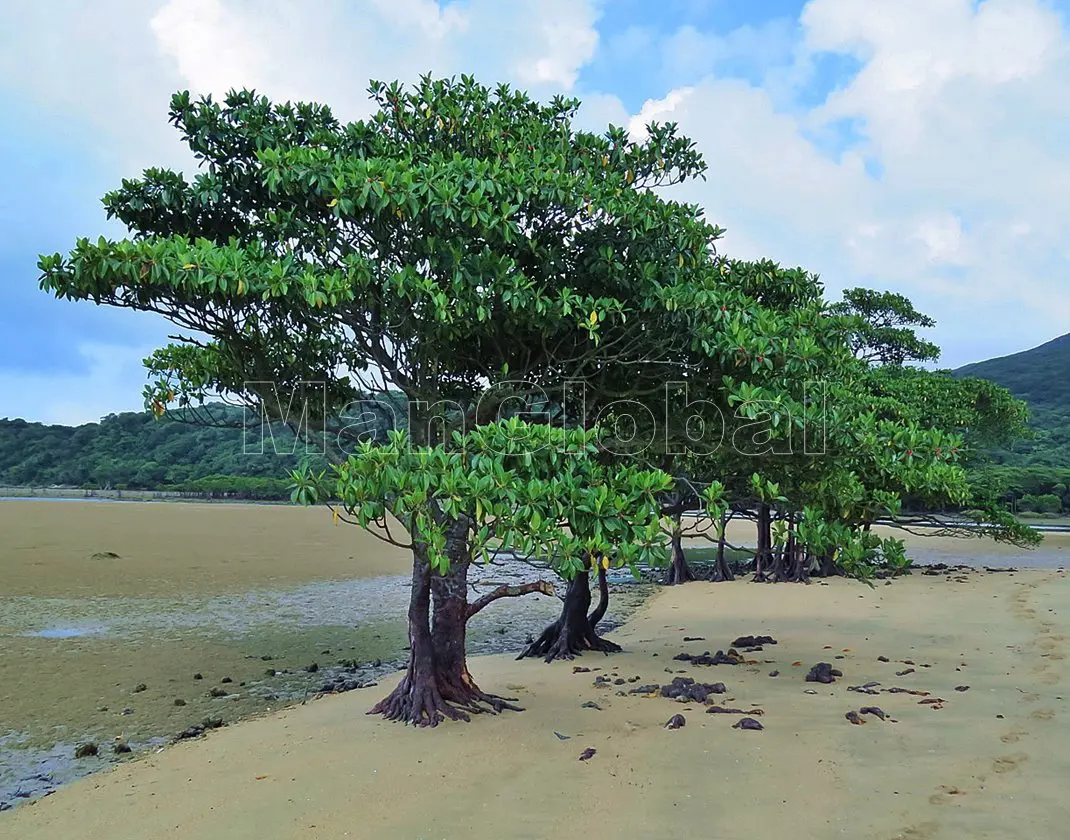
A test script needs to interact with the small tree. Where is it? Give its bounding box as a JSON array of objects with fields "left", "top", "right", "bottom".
[{"left": 292, "top": 419, "right": 670, "bottom": 724}]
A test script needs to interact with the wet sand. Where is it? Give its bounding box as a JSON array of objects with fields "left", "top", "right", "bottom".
[
  {"left": 0, "top": 499, "right": 412, "bottom": 597},
  {"left": 5, "top": 568, "right": 1069, "bottom": 840}
]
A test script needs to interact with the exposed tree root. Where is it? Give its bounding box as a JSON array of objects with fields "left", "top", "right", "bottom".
[{"left": 518, "top": 563, "right": 620, "bottom": 663}]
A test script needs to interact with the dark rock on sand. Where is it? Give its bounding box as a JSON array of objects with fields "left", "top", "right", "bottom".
[
  {"left": 660, "top": 677, "right": 726, "bottom": 703},
  {"left": 805, "top": 663, "right": 842, "bottom": 684},
  {"left": 674, "top": 649, "right": 743, "bottom": 666},
  {"left": 175, "top": 717, "right": 225, "bottom": 742},
  {"left": 955, "top": 685, "right": 970, "bottom": 692},
  {"left": 581, "top": 701, "right": 602, "bottom": 710},
  {"left": 732, "top": 635, "right": 777, "bottom": 648},
  {"left": 74, "top": 743, "right": 98, "bottom": 759},
  {"left": 174, "top": 698, "right": 187, "bottom": 707},
  {"left": 708, "top": 706, "right": 763, "bottom": 716}
]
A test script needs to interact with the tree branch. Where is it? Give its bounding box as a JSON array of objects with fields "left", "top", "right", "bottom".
[{"left": 466, "top": 580, "right": 556, "bottom": 618}]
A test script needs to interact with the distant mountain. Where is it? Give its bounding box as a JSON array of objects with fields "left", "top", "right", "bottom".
[{"left": 955, "top": 333, "right": 1070, "bottom": 467}]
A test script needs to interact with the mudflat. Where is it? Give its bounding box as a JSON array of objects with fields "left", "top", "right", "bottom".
[
  {"left": 0, "top": 499, "right": 411, "bottom": 597},
  {"left": 0, "top": 501, "right": 414, "bottom": 754},
  {"left": 5, "top": 566, "right": 1069, "bottom": 840}
]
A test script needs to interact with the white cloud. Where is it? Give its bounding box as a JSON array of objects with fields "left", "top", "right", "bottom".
[
  {"left": 1, "top": 0, "right": 601, "bottom": 168},
  {"left": 619, "top": 0, "right": 1070, "bottom": 365}
]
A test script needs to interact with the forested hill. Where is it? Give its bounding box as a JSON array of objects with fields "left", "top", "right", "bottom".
[
  {"left": 0, "top": 407, "right": 321, "bottom": 495},
  {"left": 955, "top": 332, "right": 1070, "bottom": 468}
]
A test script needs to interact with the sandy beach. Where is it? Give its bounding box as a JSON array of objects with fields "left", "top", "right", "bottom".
[{"left": 4, "top": 565, "right": 1068, "bottom": 840}]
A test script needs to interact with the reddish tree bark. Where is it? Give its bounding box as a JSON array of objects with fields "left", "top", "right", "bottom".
[{"left": 368, "top": 519, "right": 521, "bottom": 726}]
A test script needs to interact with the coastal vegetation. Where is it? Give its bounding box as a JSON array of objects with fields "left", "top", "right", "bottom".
[{"left": 35, "top": 76, "right": 1039, "bottom": 724}]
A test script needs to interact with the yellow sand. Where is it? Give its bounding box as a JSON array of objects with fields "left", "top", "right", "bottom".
[{"left": 5, "top": 569, "right": 1068, "bottom": 840}]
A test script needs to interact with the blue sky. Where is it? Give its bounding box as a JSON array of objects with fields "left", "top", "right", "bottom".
[{"left": 2, "top": 0, "right": 1069, "bottom": 424}]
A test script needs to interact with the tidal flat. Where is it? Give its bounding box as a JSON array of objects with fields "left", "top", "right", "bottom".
[{"left": 0, "top": 500, "right": 651, "bottom": 809}]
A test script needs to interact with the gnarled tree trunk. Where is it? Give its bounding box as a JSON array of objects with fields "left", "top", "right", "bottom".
[
  {"left": 517, "top": 557, "right": 619, "bottom": 662},
  {"left": 368, "top": 519, "right": 519, "bottom": 726}
]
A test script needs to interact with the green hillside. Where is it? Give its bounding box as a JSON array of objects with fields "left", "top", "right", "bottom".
[
  {"left": 0, "top": 407, "right": 321, "bottom": 497},
  {"left": 955, "top": 332, "right": 1070, "bottom": 468},
  {"left": 954, "top": 332, "right": 1070, "bottom": 514},
  {"left": 0, "top": 395, "right": 406, "bottom": 496}
]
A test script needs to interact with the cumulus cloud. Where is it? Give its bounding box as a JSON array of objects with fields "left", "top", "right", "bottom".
[
  {"left": 625, "top": 0, "right": 1070, "bottom": 365},
  {"left": 1, "top": 0, "right": 601, "bottom": 169}
]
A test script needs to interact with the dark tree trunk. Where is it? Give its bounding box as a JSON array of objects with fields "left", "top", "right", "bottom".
[
  {"left": 819, "top": 549, "right": 840, "bottom": 578},
  {"left": 369, "top": 520, "right": 519, "bottom": 726},
  {"left": 518, "top": 558, "right": 621, "bottom": 662},
  {"left": 753, "top": 504, "right": 772, "bottom": 582},
  {"left": 783, "top": 516, "right": 810, "bottom": 582},
  {"left": 664, "top": 514, "right": 695, "bottom": 585},
  {"left": 430, "top": 556, "right": 520, "bottom": 716},
  {"left": 711, "top": 510, "right": 734, "bottom": 582},
  {"left": 769, "top": 515, "right": 787, "bottom": 582}
]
